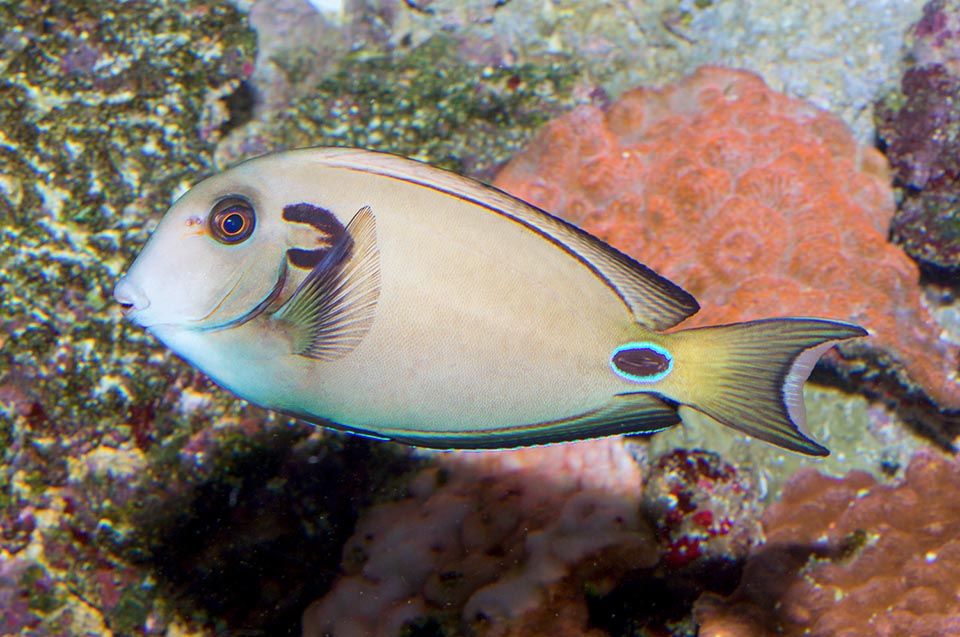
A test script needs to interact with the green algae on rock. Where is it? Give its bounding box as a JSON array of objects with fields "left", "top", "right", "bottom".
[
  {"left": 216, "top": 34, "right": 591, "bottom": 179},
  {"left": 0, "top": 0, "right": 255, "bottom": 439},
  {"left": 0, "top": 1, "right": 260, "bottom": 634}
]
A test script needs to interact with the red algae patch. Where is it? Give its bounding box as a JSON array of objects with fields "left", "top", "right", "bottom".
[{"left": 494, "top": 66, "right": 959, "bottom": 408}]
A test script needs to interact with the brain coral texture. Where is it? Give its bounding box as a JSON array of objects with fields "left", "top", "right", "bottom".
[
  {"left": 494, "top": 66, "right": 959, "bottom": 408},
  {"left": 694, "top": 450, "right": 960, "bottom": 636},
  {"left": 302, "top": 439, "right": 660, "bottom": 637}
]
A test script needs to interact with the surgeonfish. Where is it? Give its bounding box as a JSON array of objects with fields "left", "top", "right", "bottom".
[{"left": 114, "top": 147, "right": 867, "bottom": 456}]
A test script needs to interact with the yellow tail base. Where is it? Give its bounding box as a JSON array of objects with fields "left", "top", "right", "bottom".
[{"left": 661, "top": 318, "right": 867, "bottom": 456}]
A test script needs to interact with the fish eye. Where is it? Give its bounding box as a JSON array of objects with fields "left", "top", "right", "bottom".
[{"left": 209, "top": 196, "right": 256, "bottom": 244}]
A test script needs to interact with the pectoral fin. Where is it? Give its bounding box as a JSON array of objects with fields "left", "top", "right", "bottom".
[
  {"left": 272, "top": 206, "right": 381, "bottom": 361},
  {"left": 367, "top": 393, "right": 681, "bottom": 449}
]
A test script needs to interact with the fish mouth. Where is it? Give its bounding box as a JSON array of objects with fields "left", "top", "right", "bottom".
[{"left": 114, "top": 277, "right": 151, "bottom": 323}]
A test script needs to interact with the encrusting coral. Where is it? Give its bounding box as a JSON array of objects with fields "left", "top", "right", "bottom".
[
  {"left": 494, "top": 65, "right": 960, "bottom": 411},
  {"left": 0, "top": 1, "right": 264, "bottom": 634},
  {"left": 876, "top": 0, "right": 960, "bottom": 272},
  {"left": 642, "top": 450, "right": 763, "bottom": 571},
  {"left": 303, "top": 446, "right": 778, "bottom": 637},
  {"left": 694, "top": 449, "right": 960, "bottom": 636},
  {"left": 302, "top": 439, "right": 661, "bottom": 637}
]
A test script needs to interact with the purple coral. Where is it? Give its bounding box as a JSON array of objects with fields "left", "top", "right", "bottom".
[
  {"left": 913, "top": 0, "right": 960, "bottom": 73},
  {"left": 876, "top": 0, "right": 960, "bottom": 271},
  {"left": 642, "top": 450, "right": 763, "bottom": 570},
  {"left": 303, "top": 440, "right": 662, "bottom": 637}
]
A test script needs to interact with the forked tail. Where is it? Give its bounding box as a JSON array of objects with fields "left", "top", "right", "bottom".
[{"left": 663, "top": 318, "right": 867, "bottom": 455}]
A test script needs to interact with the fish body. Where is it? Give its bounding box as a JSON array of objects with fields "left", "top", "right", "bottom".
[{"left": 115, "top": 147, "right": 866, "bottom": 455}]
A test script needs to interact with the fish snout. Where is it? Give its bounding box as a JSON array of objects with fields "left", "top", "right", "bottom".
[{"left": 114, "top": 277, "right": 151, "bottom": 319}]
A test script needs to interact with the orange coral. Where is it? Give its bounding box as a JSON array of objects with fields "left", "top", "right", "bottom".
[
  {"left": 494, "top": 66, "right": 959, "bottom": 408},
  {"left": 694, "top": 450, "right": 960, "bottom": 636}
]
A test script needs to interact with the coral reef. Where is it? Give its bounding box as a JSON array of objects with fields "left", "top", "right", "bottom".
[
  {"left": 0, "top": 0, "right": 262, "bottom": 633},
  {"left": 494, "top": 66, "right": 960, "bottom": 415},
  {"left": 349, "top": 0, "right": 923, "bottom": 141},
  {"left": 3, "top": 1, "right": 950, "bottom": 635},
  {"left": 876, "top": 0, "right": 960, "bottom": 272},
  {"left": 238, "top": 0, "right": 925, "bottom": 175},
  {"left": 695, "top": 449, "right": 960, "bottom": 636},
  {"left": 302, "top": 439, "right": 661, "bottom": 637},
  {"left": 642, "top": 450, "right": 762, "bottom": 570},
  {"left": 303, "top": 444, "right": 776, "bottom": 637}
]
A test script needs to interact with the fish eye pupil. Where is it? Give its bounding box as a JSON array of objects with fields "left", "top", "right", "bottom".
[
  {"left": 209, "top": 196, "right": 255, "bottom": 244},
  {"left": 221, "top": 211, "right": 244, "bottom": 235}
]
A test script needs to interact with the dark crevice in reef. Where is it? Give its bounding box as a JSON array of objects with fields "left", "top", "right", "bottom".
[
  {"left": 587, "top": 557, "right": 742, "bottom": 637},
  {"left": 810, "top": 356, "right": 960, "bottom": 454},
  {"left": 124, "top": 428, "right": 420, "bottom": 636}
]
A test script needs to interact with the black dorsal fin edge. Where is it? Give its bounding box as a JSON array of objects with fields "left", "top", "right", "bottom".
[{"left": 305, "top": 148, "right": 700, "bottom": 331}]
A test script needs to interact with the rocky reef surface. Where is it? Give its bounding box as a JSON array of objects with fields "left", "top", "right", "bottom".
[
  {"left": 876, "top": 0, "right": 960, "bottom": 274},
  {"left": 295, "top": 0, "right": 924, "bottom": 142},
  {"left": 696, "top": 450, "right": 960, "bottom": 637},
  {"left": 2, "top": 0, "right": 959, "bottom": 636}
]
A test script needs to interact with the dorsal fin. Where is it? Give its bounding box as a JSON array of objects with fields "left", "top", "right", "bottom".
[
  {"left": 304, "top": 148, "right": 699, "bottom": 331},
  {"left": 272, "top": 205, "right": 381, "bottom": 361}
]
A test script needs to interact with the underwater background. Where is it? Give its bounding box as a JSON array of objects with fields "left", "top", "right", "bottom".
[{"left": 2, "top": 0, "right": 960, "bottom": 635}]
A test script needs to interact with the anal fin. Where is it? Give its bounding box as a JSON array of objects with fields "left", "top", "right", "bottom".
[{"left": 373, "top": 393, "right": 681, "bottom": 450}]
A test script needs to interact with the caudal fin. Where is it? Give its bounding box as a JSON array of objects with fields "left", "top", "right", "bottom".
[{"left": 666, "top": 318, "right": 867, "bottom": 456}]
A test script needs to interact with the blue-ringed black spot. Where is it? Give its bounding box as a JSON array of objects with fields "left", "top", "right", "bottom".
[
  {"left": 210, "top": 196, "right": 255, "bottom": 244},
  {"left": 610, "top": 342, "right": 673, "bottom": 383}
]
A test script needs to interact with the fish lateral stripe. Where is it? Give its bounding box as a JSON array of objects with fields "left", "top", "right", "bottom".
[
  {"left": 282, "top": 202, "right": 344, "bottom": 236},
  {"left": 287, "top": 247, "right": 327, "bottom": 269},
  {"left": 282, "top": 203, "right": 345, "bottom": 270},
  {"left": 325, "top": 392, "right": 682, "bottom": 449},
  {"left": 376, "top": 170, "right": 698, "bottom": 327},
  {"left": 610, "top": 342, "right": 674, "bottom": 383}
]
